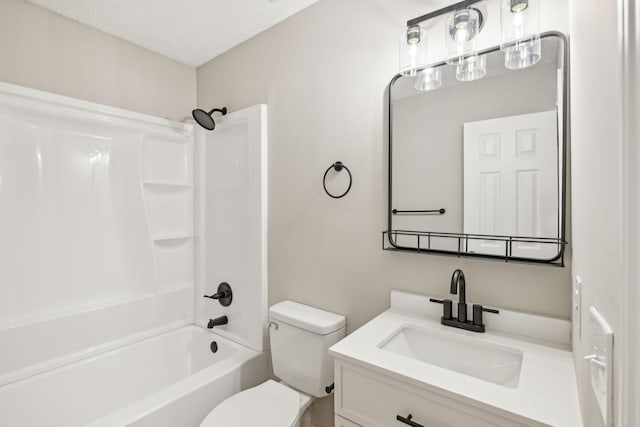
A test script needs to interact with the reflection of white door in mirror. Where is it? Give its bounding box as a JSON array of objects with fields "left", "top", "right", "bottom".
[{"left": 463, "top": 111, "right": 558, "bottom": 258}]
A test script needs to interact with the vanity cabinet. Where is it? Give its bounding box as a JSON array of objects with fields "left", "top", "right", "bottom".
[
  {"left": 334, "top": 360, "right": 531, "bottom": 427},
  {"left": 330, "top": 291, "right": 582, "bottom": 427}
]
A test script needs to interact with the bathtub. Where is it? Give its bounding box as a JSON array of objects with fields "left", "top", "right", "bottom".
[{"left": 0, "top": 325, "right": 269, "bottom": 427}]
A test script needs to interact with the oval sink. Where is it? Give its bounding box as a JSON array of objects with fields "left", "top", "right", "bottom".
[{"left": 378, "top": 325, "right": 523, "bottom": 388}]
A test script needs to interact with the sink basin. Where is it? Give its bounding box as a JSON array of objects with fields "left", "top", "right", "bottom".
[{"left": 379, "top": 325, "right": 523, "bottom": 388}]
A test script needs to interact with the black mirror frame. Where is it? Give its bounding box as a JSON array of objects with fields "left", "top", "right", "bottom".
[{"left": 386, "top": 32, "right": 569, "bottom": 266}]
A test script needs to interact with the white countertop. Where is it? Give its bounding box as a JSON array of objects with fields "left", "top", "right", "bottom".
[{"left": 329, "top": 291, "right": 583, "bottom": 427}]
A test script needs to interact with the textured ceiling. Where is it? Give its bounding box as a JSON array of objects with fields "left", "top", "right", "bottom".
[{"left": 25, "top": 0, "right": 319, "bottom": 67}]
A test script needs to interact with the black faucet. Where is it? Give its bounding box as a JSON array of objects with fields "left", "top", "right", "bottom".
[
  {"left": 207, "top": 315, "right": 228, "bottom": 329},
  {"left": 450, "top": 269, "right": 467, "bottom": 323},
  {"left": 429, "top": 269, "right": 499, "bottom": 333}
]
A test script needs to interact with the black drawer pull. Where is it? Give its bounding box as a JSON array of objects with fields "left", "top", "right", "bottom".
[{"left": 397, "top": 414, "right": 425, "bottom": 427}]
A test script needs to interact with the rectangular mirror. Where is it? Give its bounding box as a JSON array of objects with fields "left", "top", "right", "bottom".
[{"left": 386, "top": 32, "right": 567, "bottom": 265}]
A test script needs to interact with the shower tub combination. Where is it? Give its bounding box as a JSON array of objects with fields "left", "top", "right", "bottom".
[
  {"left": 0, "top": 282, "right": 269, "bottom": 427},
  {"left": 0, "top": 83, "right": 269, "bottom": 426}
]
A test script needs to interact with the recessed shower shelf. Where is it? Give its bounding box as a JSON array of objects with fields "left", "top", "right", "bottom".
[
  {"left": 382, "top": 230, "right": 566, "bottom": 266},
  {"left": 142, "top": 181, "right": 193, "bottom": 189},
  {"left": 152, "top": 233, "right": 194, "bottom": 242}
]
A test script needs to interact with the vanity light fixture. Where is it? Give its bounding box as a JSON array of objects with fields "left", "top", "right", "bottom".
[
  {"left": 399, "top": 25, "right": 428, "bottom": 76},
  {"left": 399, "top": 0, "right": 542, "bottom": 85},
  {"left": 415, "top": 67, "right": 442, "bottom": 91},
  {"left": 445, "top": 8, "right": 484, "bottom": 66},
  {"left": 455, "top": 54, "right": 487, "bottom": 81},
  {"left": 445, "top": 7, "right": 486, "bottom": 82},
  {"left": 500, "top": 0, "right": 541, "bottom": 69}
]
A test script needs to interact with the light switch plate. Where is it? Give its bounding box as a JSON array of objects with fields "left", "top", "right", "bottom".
[{"left": 587, "top": 306, "right": 613, "bottom": 427}]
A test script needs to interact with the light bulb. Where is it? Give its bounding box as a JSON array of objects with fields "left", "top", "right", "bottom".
[
  {"left": 455, "top": 28, "right": 470, "bottom": 42},
  {"left": 501, "top": 0, "right": 541, "bottom": 69}
]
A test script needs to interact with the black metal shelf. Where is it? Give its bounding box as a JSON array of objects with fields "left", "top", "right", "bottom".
[{"left": 382, "top": 230, "right": 566, "bottom": 266}]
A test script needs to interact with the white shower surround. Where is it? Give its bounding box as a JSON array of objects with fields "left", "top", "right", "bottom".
[
  {"left": 0, "top": 82, "right": 269, "bottom": 425},
  {"left": 196, "top": 104, "right": 269, "bottom": 352},
  {"left": 0, "top": 81, "right": 196, "bottom": 327}
]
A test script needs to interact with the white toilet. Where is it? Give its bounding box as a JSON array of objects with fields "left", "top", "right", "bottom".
[{"left": 199, "top": 300, "right": 346, "bottom": 427}]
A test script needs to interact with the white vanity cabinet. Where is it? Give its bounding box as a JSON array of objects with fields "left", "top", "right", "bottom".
[
  {"left": 330, "top": 292, "right": 583, "bottom": 427},
  {"left": 334, "top": 360, "right": 532, "bottom": 427}
]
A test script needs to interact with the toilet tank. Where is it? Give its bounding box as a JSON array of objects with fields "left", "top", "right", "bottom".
[{"left": 269, "top": 301, "right": 346, "bottom": 398}]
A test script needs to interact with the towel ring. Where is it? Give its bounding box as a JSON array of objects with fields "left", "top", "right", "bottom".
[{"left": 323, "top": 161, "right": 352, "bottom": 199}]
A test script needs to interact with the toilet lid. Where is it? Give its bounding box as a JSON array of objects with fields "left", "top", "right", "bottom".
[{"left": 200, "top": 380, "right": 300, "bottom": 427}]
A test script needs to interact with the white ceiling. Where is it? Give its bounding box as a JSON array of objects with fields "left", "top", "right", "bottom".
[{"left": 25, "top": 0, "right": 320, "bottom": 67}]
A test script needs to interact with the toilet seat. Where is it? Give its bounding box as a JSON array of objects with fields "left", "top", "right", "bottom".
[{"left": 200, "top": 380, "right": 301, "bottom": 427}]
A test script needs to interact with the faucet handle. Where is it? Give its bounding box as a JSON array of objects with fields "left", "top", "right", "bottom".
[
  {"left": 203, "top": 282, "right": 233, "bottom": 307},
  {"left": 472, "top": 304, "right": 500, "bottom": 327},
  {"left": 429, "top": 298, "right": 453, "bottom": 320},
  {"left": 443, "top": 299, "right": 453, "bottom": 320},
  {"left": 472, "top": 304, "right": 484, "bottom": 326}
]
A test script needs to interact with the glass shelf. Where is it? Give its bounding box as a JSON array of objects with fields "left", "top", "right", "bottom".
[{"left": 151, "top": 233, "right": 194, "bottom": 242}]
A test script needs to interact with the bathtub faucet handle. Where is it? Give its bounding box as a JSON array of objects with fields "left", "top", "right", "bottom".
[
  {"left": 204, "top": 291, "right": 226, "bottom": 299},
  {"left": 203, "top": 282, "right": 233, "bottom": 307}
]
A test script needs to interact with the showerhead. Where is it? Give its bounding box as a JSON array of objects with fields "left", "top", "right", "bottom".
[{"left": 192, "top": 107, "right": 228, "bottom": 131}]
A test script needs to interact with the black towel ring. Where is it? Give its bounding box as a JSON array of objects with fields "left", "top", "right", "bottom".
[{"left": 323, "top": 161, "right": 352, "bottom": 199}]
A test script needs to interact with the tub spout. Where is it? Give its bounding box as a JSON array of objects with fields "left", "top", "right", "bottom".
[{"left": 207, "top": 316, "right": 228, "bottom": 329}]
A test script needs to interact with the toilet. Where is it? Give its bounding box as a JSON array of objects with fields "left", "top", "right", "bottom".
[{"left": 199, "top": 301, "right": 346, "bottom": 427}]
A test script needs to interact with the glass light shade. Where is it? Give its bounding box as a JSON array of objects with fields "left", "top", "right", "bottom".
[
  {"left": 455, "top": 54, "right": 487, "bottom": 82},
  {"left": 503, "top": 36, "right": 541, "bottom": 69},
  {"left": 445, "top": 8, "right": 482, "bottom": 65},
  {"left": 415, "top": 67, "right": 442, "bottom": 91},
  {"left": 399, "top": 26, "right": 428, "bottom": 76},
  {"left": 500, "top": 0, "right": 541, "bottom": 69}
]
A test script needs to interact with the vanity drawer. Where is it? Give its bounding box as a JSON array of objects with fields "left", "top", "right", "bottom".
[{"left": 335, "top": 361, "right": 529, "bottom": 427}]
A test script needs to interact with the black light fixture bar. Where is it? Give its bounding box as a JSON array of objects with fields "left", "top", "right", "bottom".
[{"left": 407, "top": 0, "right": 484, "bottom": 27}]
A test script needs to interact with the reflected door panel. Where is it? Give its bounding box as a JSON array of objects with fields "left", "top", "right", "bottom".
[{"left": 463, "top": 111, "right": 558, "bottom": 258}]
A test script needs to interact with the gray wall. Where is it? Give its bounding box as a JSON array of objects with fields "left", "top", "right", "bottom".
[
  {"left": 197, "top": 1, "right": 569, "bottom": 425},
  {"left": 0, "top": 0, "right": 195, "bottom": 121}
]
